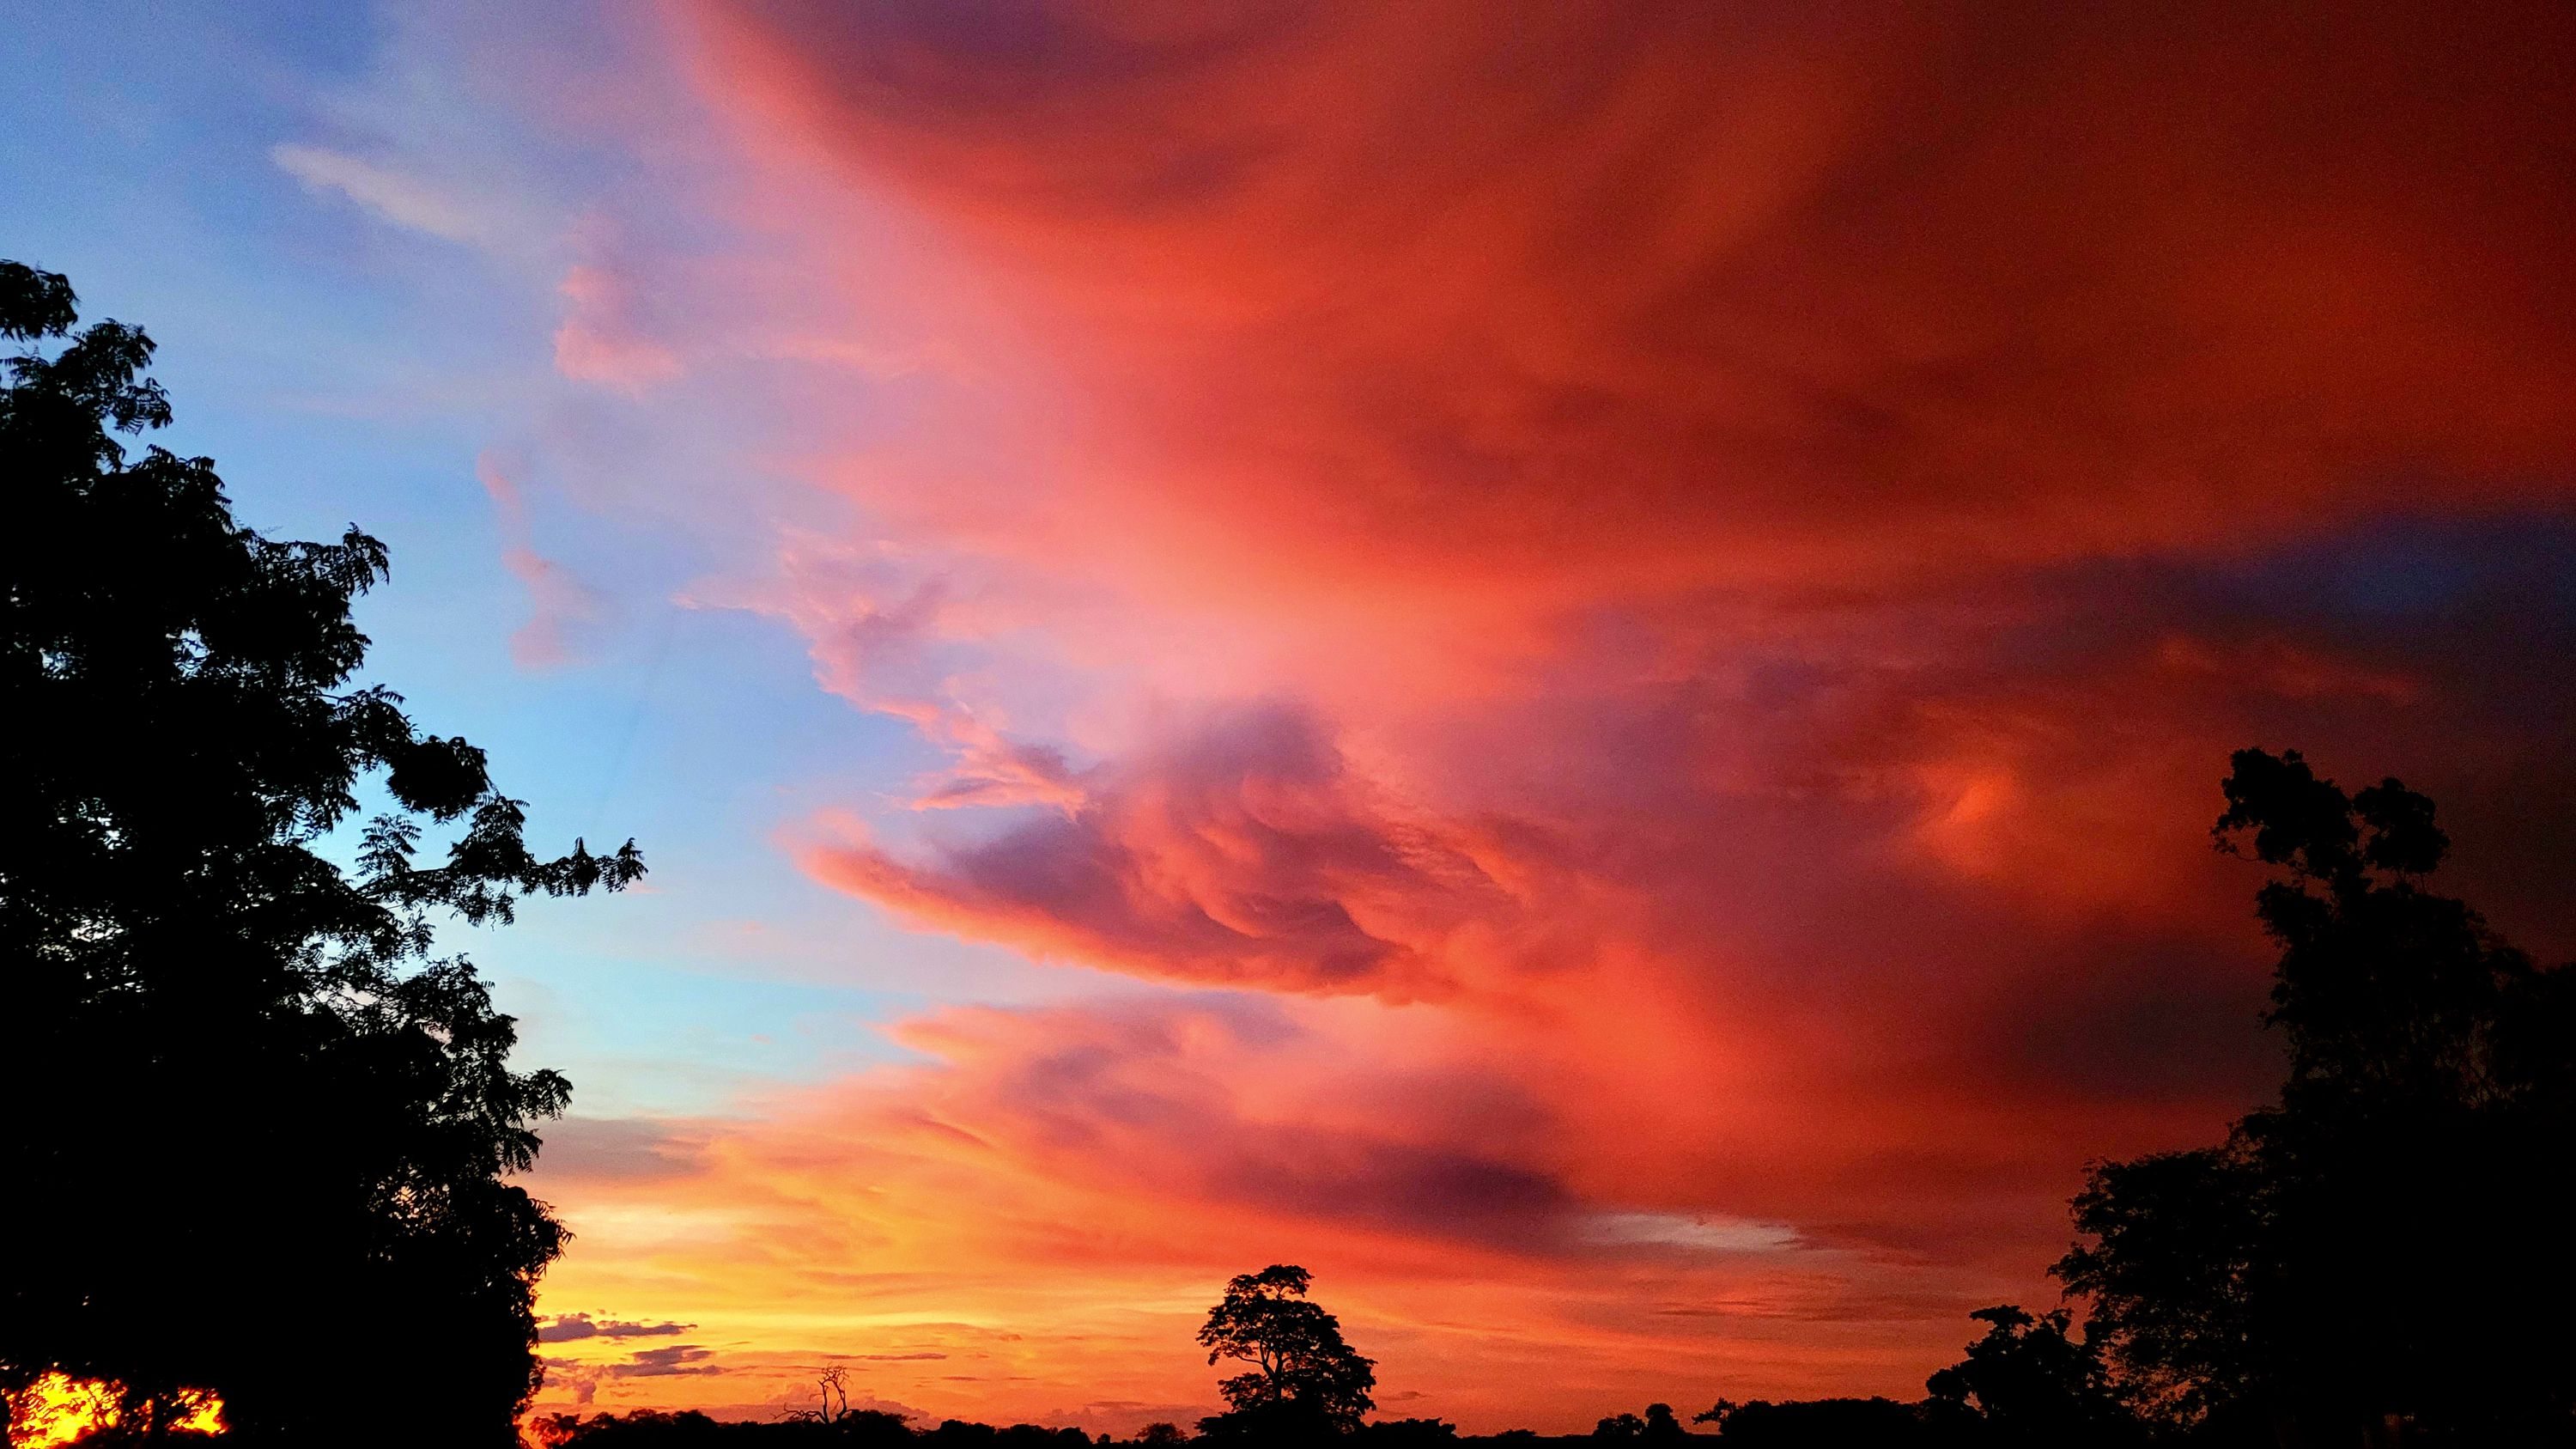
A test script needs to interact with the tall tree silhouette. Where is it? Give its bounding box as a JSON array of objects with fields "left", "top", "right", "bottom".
[
  {"left": 0, "top": 260, "right": 642, "bottom": 1443},
  {"left": 2057, "top": 749, "right": 2574, "bottom": 1446},
  {"left": 1196, "top": 1265, "right": 1376, "bottom": 1439}
]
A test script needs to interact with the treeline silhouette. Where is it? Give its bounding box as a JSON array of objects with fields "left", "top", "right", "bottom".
[
  {"left": 531, "top": 1403, "right": 1939, "bottom": 1446},
  {"left": 519, "top": 1293, "right": 2324, "bottom": 1446},
  {"left": 6, "top": 259, "right": 2570, "bottom": 1446},
  {"left": 528, "top": 1398, "right": 1969, "bottom": 1447}
]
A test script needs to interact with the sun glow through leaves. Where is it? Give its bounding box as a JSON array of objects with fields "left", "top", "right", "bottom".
[{"left": 12, "top": 1375, "right": 224, "bottom": 1445}]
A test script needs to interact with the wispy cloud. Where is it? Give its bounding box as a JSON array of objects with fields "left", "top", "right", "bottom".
[
  {"left": 270, "top": 143, "right": 513, "bottom": 248},
  {"left": 552, "top": 261, "right": 683, "bottom": 393},
  {"left": 477, "top": 451, "right": 607, "bottom": 670}
]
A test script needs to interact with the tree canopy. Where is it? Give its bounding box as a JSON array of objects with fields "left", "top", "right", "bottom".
[
  {"left": 1919, "top": 1306, "right": 2138, "bottom": 1447},
  {"left": 1, "top": 259, "right": 642, "bottom": 1443},
  {"left": 1196, "top": 1265, "right": 1378, "bottom": 1439}
]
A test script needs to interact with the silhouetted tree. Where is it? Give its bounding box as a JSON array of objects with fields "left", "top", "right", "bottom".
[
  {"left": 785, "top": 1367, "right": 862, "bottom": 1426},
  {"left": 1919, "top": 1306, "right": 2137, "bottom": 1446},
  {"left": 1589, "top": 1405, "right": 1685, "bottom": 1440},
  {"left": 2057, "top": 749, "right": 2575, "bottom": 1445},
  {"left": 0, "top": 259, "right": 642, "bottom": 1443},
  {"left": 1134, "top": 1425, "right": 1190, "bottom": 1446},
  {"left": 919, "top": 1422, "right": 1088, "bottom": 1446},
  {"left": 842, "top": 1411, "right": 921, "bottom": 1442},
  {"left": 547, "top": 1407, "right": 927, "bottom": 1445},
  {"left": 1195, "top": 1266, "right": 1376, "bottom": 1439}
]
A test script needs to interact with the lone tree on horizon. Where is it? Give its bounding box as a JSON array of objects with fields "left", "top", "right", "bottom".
[
  {"left": 1196, "top": 1265, "right": 1377, "bottom": 1439},
  {"left": 0, "top": 259, "right": 643, "bottom": 1444}
]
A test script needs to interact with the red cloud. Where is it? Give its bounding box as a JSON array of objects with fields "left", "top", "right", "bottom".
[{"left": 676, "top": 0, "right": 2576, "bottom": 618}]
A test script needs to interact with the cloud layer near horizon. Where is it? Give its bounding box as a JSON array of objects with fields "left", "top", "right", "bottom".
[{"left": 521, "top": 0, "right": 2576, "bottom": 1432}]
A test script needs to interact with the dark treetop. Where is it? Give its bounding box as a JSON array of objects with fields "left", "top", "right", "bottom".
[{"left": 1197, "top": 1266, "right": 1378, "bottom": 1439}]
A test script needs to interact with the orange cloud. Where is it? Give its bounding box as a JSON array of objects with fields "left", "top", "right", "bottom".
[{"left": 526, "top": 992, "right": 2056, "bottom": 1434}]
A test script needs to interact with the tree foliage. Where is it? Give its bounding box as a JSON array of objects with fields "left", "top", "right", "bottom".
[
  {"left": 1920, "top": 1306, "right": 2139, "bottom": 1446},
  {"left": 2057, "top": 748, "right": 2574, "bottom": 1444},
  {"left": 1588, "top": 1405, "right": 1684, "bottom": 1440},
  {"left": 0, "top": 260, "right": 642, "bottom": 1443},
  {"left": 1196, "top": 1266, "right": 1377, "bottom": 1438}
]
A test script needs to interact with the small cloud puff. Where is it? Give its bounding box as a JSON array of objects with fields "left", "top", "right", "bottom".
[
  {"left": 538, "top": 1312, "right": 696, "bottom": 1343},
  {"left": 554, "top": 264, "right": 683, "bottom": 393}
]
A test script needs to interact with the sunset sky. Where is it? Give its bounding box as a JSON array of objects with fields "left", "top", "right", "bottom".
[{"left": 6, "top": 1, "right": 2573, "bottom": 1435}]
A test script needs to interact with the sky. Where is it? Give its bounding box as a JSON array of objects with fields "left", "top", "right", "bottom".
[{"left": 6, "top": 0, "right": 2574, "bottom": 1435}]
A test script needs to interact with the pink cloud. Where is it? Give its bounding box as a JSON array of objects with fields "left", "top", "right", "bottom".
[
  {"left": 477, "top": 453, "right": 607, "bottom": 670},
  {"left": 553, "top": 262, "right": 683, "bottom": 393}
]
